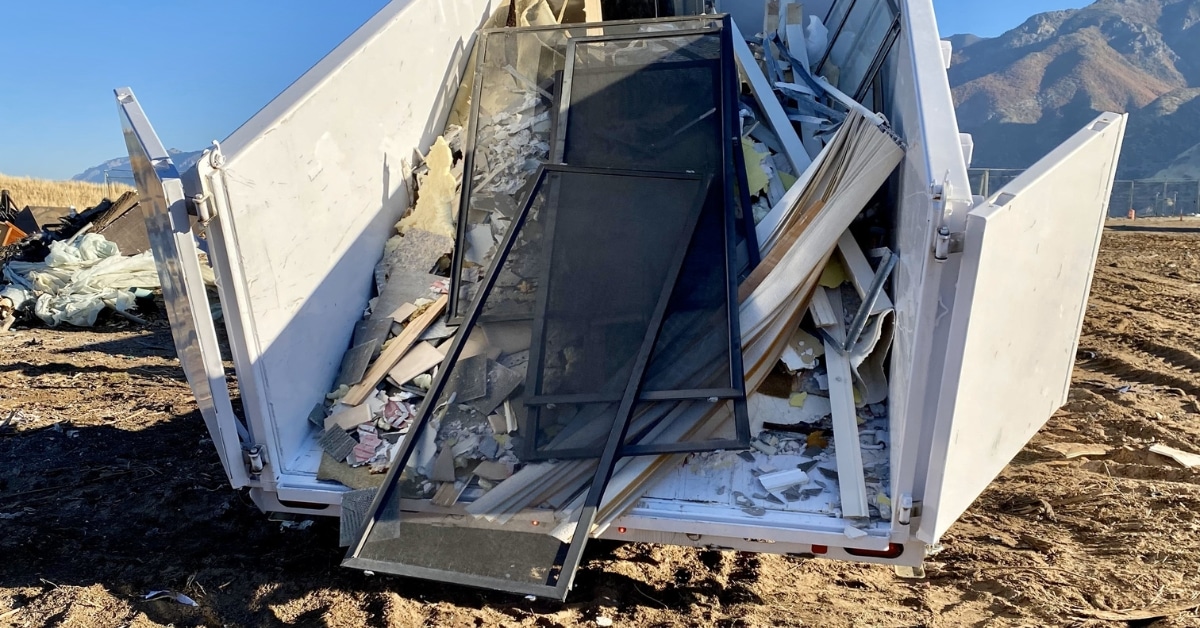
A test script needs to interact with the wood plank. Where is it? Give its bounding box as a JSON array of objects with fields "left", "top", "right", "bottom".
[
  {"left": 837, "top": 230, "right": 893, "bottom": 314},
  {"left": 343, "top": 294, "right": 447, "bottom": 406},
  {"left": 763, "top": 0, "right": 781, "bottom": 41},
  {"left": 822, "top": 289, "right": 869, "bottom": 518},
  {"left": 808, "top": 283, "right": 839, "bottom": 328}
]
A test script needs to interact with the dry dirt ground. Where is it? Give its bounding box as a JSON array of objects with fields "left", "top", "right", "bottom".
[{"left": 4, "top": 222, "right": 1200, "bottom": 627}]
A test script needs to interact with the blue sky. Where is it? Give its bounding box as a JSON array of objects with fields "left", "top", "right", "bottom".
[{"left": 0, "top": 1, "right": 1091, "bottom": 180}]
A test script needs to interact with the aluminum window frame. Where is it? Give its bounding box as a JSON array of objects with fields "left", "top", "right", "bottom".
[{"left": 347, "top": 164, "right": 721, "bottom": 600}]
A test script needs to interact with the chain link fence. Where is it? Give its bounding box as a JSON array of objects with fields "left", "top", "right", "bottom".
[{"left": 969, "top": 168, "right": 1200, "bottom": 219}]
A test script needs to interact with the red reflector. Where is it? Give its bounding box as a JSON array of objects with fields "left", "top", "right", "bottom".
[
  {"left": 811, "top": 545, "right": 828, "bottom": 554},
  {"left": 845, "top": 543, "right": 904, "bottom": 559},
  {"left": 617, "top": 527, "right": 627, "bottom": 534}
]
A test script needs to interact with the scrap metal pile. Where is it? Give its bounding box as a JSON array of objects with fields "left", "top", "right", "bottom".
[{"left": 314, "top": 0, "right": 906, "bottom": 596}]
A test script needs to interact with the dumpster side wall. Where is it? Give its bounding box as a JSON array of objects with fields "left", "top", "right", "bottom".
[{"left": 205, "top": 0, "right": 494, "bottom": 474}]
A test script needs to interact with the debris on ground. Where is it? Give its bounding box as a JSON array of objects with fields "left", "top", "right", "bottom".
[
  {"left": 1149, "top": 443, "right": 1200, "bottom": 468},
  {"left": 143, "top": 590, "right": 199, "bottom": 607},
  {"left": 0, "top": 189, "right": 177, "bottom": 330}
]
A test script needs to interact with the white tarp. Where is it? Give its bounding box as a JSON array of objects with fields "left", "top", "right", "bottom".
[{"left": 3, "top": 234, "right": 166, "bottom": 327}]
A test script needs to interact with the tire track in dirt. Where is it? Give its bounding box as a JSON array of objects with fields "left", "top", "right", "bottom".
[
  {"left": 1142, "top": 341, "right": 1200, "bottom": 374},
  {"left": 1085, "top": 296, "right": 1200, "bottom": 352},
  {"left": 1084, "top": 326, "right": 1200, "bottom": 375},
  {"left": 1095, "top": 266, "right": 1200, "bottom": 293},
  {"left": 1087, "top": 282, "right": 1200, "bottom": 324},
  {"left": 1077, "top": 348, "right": 1200, "bottom": 398}
]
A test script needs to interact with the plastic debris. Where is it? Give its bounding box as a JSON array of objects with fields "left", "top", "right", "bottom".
[
  {"left": 4, "top": 234, "right": 170, "bottom": 327},
  {"left": 1150, "top": 443, "right": 1200, "bottom": 468},
  {"left": 144, "top": 591, "right": 199, "bottom": 607},
  {"left": 804, "top": 17, "right": 828, "bottom": 78}
]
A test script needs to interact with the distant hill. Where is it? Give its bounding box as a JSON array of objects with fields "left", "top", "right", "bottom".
[
  {"left": 72, "top": 149, "right": 205, "bottom": 184},
  {"left": 947, "top": 0, "right": 1200, "bottom": 180}
]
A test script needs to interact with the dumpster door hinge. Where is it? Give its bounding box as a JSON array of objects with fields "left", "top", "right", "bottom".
[
  {"left": 244, "top": 445, "right": 266, "bottom": 477},
  {"left": 897, "top": 494, "right": 914, "bottom": 525},
  {"left": 932, "top": 176, "right": 966, "bottom": 261},
  {"left": 189, "top": 193, "right": 215, "bottom": 225}
]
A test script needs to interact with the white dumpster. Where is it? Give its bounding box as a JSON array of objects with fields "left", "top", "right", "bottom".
[{"left": 116, "top": 0, "right": 1126, "bottom": 598}]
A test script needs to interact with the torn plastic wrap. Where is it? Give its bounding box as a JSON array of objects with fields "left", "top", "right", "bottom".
[{"left": 3, "top": 234, "right": 209, "bottom": 327}]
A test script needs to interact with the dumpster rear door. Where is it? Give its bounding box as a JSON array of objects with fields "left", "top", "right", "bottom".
[
  {"left": 917, "top": 112, "right": 1127, "bottom": 544},
  {"left": 116, "top": 87, "right": 253, "bottom": 488}
]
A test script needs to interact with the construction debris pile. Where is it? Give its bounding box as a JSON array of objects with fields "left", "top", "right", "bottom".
[
  {"left": 311, "top": 0, "right": 907, "bottom": 596},
  {"left": 0, "top": 190, "right": 168, "bottom": 330}
]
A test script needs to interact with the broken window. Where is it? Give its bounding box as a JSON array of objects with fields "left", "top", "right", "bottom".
[{"left": 817, "top": 0, "right": 900, "bottom": 99}]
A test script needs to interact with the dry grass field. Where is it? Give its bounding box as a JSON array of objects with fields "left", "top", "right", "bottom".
[{"left": 0, "top": 173, "right": 132, "bottom": 210}]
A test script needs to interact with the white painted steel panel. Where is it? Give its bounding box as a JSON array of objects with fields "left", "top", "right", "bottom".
[
  {"left": 918, "top": 113, "right": 1127, "bottom": 543},
  {"left": 204, "top": 0, "right": 494, "bottom": 478},
  {"left": 116, "top": 88, "right": 250, "bottom": 488},
  {"left": 877, "top": 0, "right": 973, "bottom": 533}
]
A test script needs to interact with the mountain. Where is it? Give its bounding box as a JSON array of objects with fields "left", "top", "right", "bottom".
[
  {"left": 948, "top": 0, "right": 1200, "bottom": 180},
  {"left": 72, "top": 148, "right": 205, "bottom": 184}
]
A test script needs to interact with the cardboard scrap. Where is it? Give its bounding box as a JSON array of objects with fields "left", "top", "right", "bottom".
[
  {"left": 741, "top": 137, "right": 770, "bottom": 194},
  {"left": 1045, "top": 442, "right": 1111, "bottom": 459},
  {"left": 1150, "top": 443, "right": 1200, "bottom": 468}
]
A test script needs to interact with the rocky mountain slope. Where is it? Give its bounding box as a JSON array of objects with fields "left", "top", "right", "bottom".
[{"left": 948, "top": 0, "right": 1200, "bottom": 179}]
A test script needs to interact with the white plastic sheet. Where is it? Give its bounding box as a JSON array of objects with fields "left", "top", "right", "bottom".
[{"left": 4, "top": 234, "right": 164, "bottom": 327}]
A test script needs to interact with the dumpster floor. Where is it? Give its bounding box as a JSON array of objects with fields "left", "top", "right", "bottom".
[{"left": 3, "top": 220, "right": 1200, "bottom": 626}]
